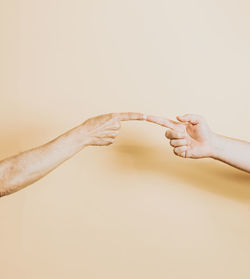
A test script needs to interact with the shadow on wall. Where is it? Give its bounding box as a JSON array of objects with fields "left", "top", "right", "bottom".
[
  {"left": 0, "top": 123, "right": 249, "bottom": 204},
  {"left": 111, "top": 133, "right": 250, "bottom": 204}
]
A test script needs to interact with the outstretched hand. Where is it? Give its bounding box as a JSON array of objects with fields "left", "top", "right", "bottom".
[
  {"left": 82, "top": 112, "right": 147, "bottom": 146},
  {"left": 82, "top": 112, "right": 216, "bottom": 159},
  {"left": 146, "top": 114, "right": 215, "bottom": 159}
]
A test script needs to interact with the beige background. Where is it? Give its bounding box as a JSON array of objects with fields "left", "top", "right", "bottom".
[{"left": 1, "top": 0, "right": 250, "bottom": 278}]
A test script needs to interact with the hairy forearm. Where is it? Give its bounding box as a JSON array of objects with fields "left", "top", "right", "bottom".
[
  {"left": 210, "top": 134, "right": 250, "bottom": 173},
  {"left": 0, "top": 124, "right": 88, "bottom": 197},
  {"left": 0, "top": 112, "right": 148, "bottom": 197}
]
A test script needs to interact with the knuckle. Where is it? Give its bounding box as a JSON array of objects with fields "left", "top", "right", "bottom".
[
  {"left": 114, "top": 122, "right": 121, "bottom": 129},
  {"left": 176, "top": 140, "right": 182, "bottom": 146},
  {"left": 111, "top": 112, "right": 118, "bottom": 118},
  {"left": 104, "top": 139, "right": 112, "bottom": 146},
  {"left": 107, "top": 114, "right": 115, "bottom": 122},
  {"left": 110, "top": 119, "right": 120, "bottom": 129},
  {"left": 103, "top": 113, "right": 112, "bottom": 119},
  {"left": 177, "top": 132, "right": 185, "bottom": 138},
  {"left": 170, "top": 140, "right": 175, "bottom": 147},
  {"left": 165, "top": 130, "right": 172, "bottom": 139}
]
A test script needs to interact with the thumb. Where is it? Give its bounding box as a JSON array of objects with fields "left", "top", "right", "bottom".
[{"left": 177, "top": 114, "right": 202, "bottom": 125}]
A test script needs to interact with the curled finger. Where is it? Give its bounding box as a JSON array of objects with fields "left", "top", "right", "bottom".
[
  {"left": 170, "top": 139, "right": 187, "bottom": 147},
  {"left": 165, "top": 129, "right": 185, "bottom": 140},
  {"left": 174, "top": 146, "right": 188, "bottom": 157}
]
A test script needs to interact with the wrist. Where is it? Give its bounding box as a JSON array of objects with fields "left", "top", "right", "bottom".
[
  {"left": 209, "top": 133, "right": 222, "bottom": 159},
  {"left": 62, "top": 124, "right": 91, "bottom": 148},
  {"left": 77, "top": 125, "right": 92, "bottom": 147}
]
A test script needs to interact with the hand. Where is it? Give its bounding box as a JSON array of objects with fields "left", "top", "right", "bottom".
[
  {"left": 147, "top": 114, "right": 215, "bottom": 159},
  {"left": 146, "top": 115, "right": 187, "bottom": 133},
  {"left": 82, "top": 112, "right": 146, "bottom": 146},
  {"left": 167, "top": 114, "right": 215, "bottom": 158}
]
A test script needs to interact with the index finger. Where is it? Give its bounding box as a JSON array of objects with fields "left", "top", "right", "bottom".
[
  {"left": 113, "top": 112, "right": 146, "bottom": 121},
  {"left": 146, "top": 115, "right": 177, "bottom": 129}
]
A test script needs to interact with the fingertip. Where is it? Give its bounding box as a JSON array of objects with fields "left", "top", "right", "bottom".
[
  {"left": 183, "top": 114, "right": 201, "bottom": 124},
  {"left": 176, "top": 115, "right": 188, "bottom": 122},
  {"left": 165, "top": 130, "right": 170, "bottom": 139}
]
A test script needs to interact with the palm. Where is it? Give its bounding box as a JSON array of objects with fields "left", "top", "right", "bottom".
[
  {"left": 184, "top": 122, "right": 213, "bottom": 158},
  {"left": 142, "top": 113, "right": 214, "bottom": 159},
  {"left": 82, "top": 114, "right": 120, "bottom": 146}
]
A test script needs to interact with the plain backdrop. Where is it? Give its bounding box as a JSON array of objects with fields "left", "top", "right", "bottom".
[{"left": 0, "top": 0, "right": 250, "bottom": 278}]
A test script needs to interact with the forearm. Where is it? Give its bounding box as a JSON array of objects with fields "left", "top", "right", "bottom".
[
  {"left": 0, "top": 124, "right": 88, "bottom": 197},
  {"left": 0, "top": 112, "right": 145, "bottom": 197},
  {"left": 210, "top": 134, "right": 250, "bottom": 173}
]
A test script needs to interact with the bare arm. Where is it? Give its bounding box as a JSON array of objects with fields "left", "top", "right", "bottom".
[
  {"left": 0, "top": 112, "right": 146, "bottom": 197},
  {"left": 147, "top": 114, "right": 250, "bottom": 173},
  {"left": 210, "top": 134, "right": 250, "bottom": 173}
]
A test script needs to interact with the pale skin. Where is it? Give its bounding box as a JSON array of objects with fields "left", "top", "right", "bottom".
[
  {"left": 0, "top": 112, "right": 249, "bottom": 198},
  {"left": 147, "top": 114, "right": 250, "bottom": 173},
  {"left": 0, "top": 112, "right": 147, "bottom": 197}
]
